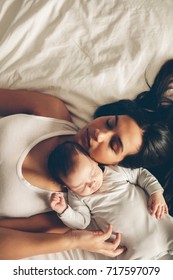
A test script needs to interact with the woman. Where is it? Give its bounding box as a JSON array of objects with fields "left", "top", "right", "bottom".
[
  {"left": 94, "top": 59, "right": 173, "bottom": 215},
  {"left": 0, "top": 85, "right": 172, "bottom": 260}
]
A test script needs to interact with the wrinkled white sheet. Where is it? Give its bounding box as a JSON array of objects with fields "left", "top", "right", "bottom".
[{"left": 1, "top": 0, "right": 173, "bottom": 260}]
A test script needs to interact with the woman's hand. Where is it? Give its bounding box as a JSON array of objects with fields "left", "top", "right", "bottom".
[
  {"left": 148, "top": 190, "right": 169, "bottom": 219},
  {"left": 0, "top": 223, "right": 125, "bottom": 259},
  {"left": 66, "top": 224, "right": 126, "bottom": 258}
]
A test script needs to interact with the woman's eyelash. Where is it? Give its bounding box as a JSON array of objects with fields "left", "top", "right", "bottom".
[
  {"left": 106, "top": 116, "right": 118, "bottom": 130},
  {"left": 110, "top": 138, "right": 117, "bottom": 153},
  {"left": 110, "top": 140, "right": 114, "bottom": 152}
]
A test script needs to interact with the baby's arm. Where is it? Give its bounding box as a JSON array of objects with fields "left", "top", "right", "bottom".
[
  {"left": 122, "top": 167, "right": 168, "bottom": 219},
  {"left": 50, "top": 192, "right": 91, "bottom": 229},
  {"left": 147, "top": 190, "right": 168, "bottom": 219},
  {"left": 136, "top": 168, "right": 168, "bottom": 219}
]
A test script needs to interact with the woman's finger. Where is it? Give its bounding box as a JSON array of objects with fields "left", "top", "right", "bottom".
[
  {"left": 102, "top": 230, "right": 126, "bottom": 255},
  {"left": 112, "top": 232, "right": 121, "bottom": 245},
  {"left": 98, "top": 224, "right": 113, "bottom": 241},
  {"left": 99, "top": 246, "right": 125, "bottom": 258}
]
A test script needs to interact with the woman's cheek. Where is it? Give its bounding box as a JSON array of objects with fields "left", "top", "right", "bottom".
[{"left": 89, "top": 148, "right": 106, "bottom": 163}]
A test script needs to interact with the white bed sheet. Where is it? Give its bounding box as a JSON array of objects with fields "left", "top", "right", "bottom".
[{"left": 1, "top": 0, "right": 173, "bottom": 260}]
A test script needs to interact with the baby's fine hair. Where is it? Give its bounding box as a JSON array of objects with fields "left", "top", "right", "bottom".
[{"left": 48, "top": 141, "right": 89, "bottom": 185}]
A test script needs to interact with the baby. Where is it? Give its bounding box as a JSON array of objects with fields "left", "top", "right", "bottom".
[
  {"left": 49, "top": 141, "right": 167, "bottom": 224},
  {"left": 48, "top": 141, "right": 173, "bottom": 259}
]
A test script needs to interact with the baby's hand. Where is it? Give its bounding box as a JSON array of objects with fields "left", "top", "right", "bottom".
[
  {"left": 148, "top": 190, "right": 168, "bottom": 219},
  {"left": 50, "top": 193, "right": 67, "bottom": 214}
]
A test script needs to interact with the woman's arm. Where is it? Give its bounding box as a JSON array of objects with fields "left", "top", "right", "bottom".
[
  {"left": 0, "top": 227, "right": 72, "bottom": 259},
  {"left": 0, "top": 88, "right": 72, "bottom": 121},
  {"left": 0, "top": 225, "right": 125, "bottom": 260},
  {"left": 0, "top": 212, "right": 69, "bottom": 234}
]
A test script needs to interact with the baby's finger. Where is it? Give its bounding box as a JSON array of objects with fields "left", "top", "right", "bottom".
[
  {"left": 54, "top": 192, "right": 63, "bottom": 199},
  {"left": 149, "top": 203, "right": 157, "bottom": 216},
  {"left": 164, "top": 205, "right": 169, "bottom": 214},
  {"left": 159, "top": 206, "right": 164, "bottom": 219},
  {"left": 50, "top": 201, "right": 57, "bottom": 210},
  {"left": 155, "top": 205, "right": 162, "bottom": 219}
]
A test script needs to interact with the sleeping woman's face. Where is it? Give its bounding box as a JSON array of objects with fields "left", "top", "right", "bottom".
[{"left": 75, "top": 115, "right": 143, "bottom": 165}]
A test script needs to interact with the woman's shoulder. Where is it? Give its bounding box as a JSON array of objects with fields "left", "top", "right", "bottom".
[{"left": 1, "top": 113, "right": 78, "bottom": 131}]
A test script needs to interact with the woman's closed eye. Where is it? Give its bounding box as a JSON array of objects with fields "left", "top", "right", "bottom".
[
  {"left": 106, "top": 116, "right": 118, "bottom": 130},
  {"left": 106, "top": 119, "right": 114, "bottom": 129},
  {"left": 110, "top": 136, "right": 123, "bottom": 154}
]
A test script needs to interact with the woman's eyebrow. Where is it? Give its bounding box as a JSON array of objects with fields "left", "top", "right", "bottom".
[
  {"left": 115, "top": 115, "right": 118, "bottom": 126},
  {"left": 114, "top": 115, "right": 124, "bottom": 151}
]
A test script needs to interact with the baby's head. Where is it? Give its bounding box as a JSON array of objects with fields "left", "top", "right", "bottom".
[{"left": 48, "top": 141, "right": 103, "bottom": 196}]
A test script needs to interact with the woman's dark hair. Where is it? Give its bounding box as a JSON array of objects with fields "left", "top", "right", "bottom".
[
  {"left": 134, "top": 59, "right": 173, "bottom": 215},
  {"left": 134, "top": 59, "right": 173, "bottom": 132},
  {"left": 120, "top": 122, "right": 173, "bottom": 169},
  {"left": 48, "top": 141, "right": 89, "bottom": 185},
  {"left": 94, "top": 99, "right": 150, "bottom": 128}
]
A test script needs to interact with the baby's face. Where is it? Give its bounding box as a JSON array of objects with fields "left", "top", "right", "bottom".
[{"left": 62, "top": 153, "right": 103, "bottom": 196}]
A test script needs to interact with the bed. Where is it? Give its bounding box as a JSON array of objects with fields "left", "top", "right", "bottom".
[{"left": 0, "top": 0, "right": 173, "bottom": 260}]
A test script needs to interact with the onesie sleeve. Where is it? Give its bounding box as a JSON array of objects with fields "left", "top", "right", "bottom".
[
  {"left": 121, "top": 167, "right": 164, "bottom": 196},
  {"left": 57, "top": 190, "right": 91, "bottom": 229}
]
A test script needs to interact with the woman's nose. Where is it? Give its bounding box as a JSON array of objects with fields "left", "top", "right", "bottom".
[{"left": 94, "top": 128, "right": 109, "bottom": 142}]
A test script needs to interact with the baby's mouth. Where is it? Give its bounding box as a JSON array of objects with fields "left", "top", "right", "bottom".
[{"left": 92, "top": 181, "right": 102, "bottom": 192}]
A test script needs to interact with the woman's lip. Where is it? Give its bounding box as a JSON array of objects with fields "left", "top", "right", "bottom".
[
  {"left": 81, "top": 128, "right": 90, "bottom": 150},
  {"left": 86, "top": 128, "right": 91, "bottom": 148},
  {"left": 81, "top": 128, "right": 89, "bottom": 150}
]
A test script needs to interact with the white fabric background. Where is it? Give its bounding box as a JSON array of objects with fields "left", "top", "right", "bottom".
[{"left": 1, "top": 0, "right": 173, "bottom": 128}]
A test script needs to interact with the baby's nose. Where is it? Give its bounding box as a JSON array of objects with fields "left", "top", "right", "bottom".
[{"left": 90, "top": 180, "right": 96, "bottom": 188}]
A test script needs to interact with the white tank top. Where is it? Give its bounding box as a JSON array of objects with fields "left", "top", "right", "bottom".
[{"left": 0, "top": 114, "right": 78, "bottom": 218}]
